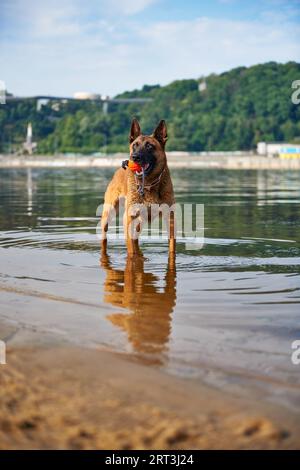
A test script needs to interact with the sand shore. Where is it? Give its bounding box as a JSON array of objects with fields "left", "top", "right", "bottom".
[{"left": 1, "top": 342, "right": 299, "bottom": 450}]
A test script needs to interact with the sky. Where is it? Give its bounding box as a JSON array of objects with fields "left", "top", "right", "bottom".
[{"left": 0, "top": 0, "right": 299, "bottom": 97}]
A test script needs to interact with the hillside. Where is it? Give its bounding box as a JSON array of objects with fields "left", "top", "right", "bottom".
[{"left": 1, "top": 62, "right": 299, "bottom": 154}]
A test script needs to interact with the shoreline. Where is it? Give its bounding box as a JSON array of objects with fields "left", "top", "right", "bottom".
[
  {"left": 1, "top": 312, "right": 300, "bottom": 450},
  {"left": 1, "top": 153, "right": 300, "bottom": 170},
  {"left": 1, "top": 341, "right": 300, "bottom": 449}
]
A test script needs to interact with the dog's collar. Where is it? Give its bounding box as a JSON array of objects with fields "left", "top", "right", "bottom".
[{"left": 134, "top": 166, "right": 166, "bottom": 196}]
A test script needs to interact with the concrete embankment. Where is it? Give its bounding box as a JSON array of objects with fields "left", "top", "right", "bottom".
[{"left": 1, "top": 153, "right": 300, "bottom": 170}]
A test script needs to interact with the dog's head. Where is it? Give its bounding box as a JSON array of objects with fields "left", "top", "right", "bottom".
[{"left": 129, "top": 118, "right": 167, "bottom": 177}]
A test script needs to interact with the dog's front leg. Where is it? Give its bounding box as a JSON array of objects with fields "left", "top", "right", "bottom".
[
  {"left": 125, "top": 205, "right": 142, "bottom": 256},
  {"left": 163, "top": 206, "right": 176, "bottom": 256},
  {"left": 169, "top": 210, "right": 176, "bottom": 256}
]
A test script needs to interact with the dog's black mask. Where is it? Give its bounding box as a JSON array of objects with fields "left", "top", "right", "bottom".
[{"left": 131, "top": 140, "right": 156, "bottom": 176}]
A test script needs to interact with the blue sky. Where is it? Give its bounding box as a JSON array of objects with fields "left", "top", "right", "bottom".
[{"left": 1, "top": 0, "right": 299, "bottom": 97}]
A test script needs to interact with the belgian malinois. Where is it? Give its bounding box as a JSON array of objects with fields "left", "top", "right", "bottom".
[{"left": 101, "top": 119, "right": 176, "bottom": 256}]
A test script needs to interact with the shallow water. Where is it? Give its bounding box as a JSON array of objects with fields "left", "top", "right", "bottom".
[{"left": 1, "top": 168, "right": 300, "bottom": 408}]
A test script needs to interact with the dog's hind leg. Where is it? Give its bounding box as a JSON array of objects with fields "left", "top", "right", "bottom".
[
  {"left": 101, "top": 201, "right": 117, "bottom": 252},
  {"left": 101, "top": 205, "right": 110, "bottom": 252}
]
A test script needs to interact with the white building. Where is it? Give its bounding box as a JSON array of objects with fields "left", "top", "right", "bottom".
[
  {"left": 257, "top": 142, "right": 300, "bottom": 157},
  {"left": 23, "top": 122, "right": 37, "bottom": 155},
  {"left": 198, "top": 81, "right": 207, "bottom": 92},
  {"left": 73, "top": 92, "right": 100, "bottom": 100}
]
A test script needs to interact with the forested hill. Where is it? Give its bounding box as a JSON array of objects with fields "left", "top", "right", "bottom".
[{"left": 1, "top": 62, "right": 299, "bottom": 154}]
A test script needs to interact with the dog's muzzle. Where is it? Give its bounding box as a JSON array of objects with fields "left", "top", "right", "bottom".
[{"left": 131, "top": 152, "right": 155, "bottom": 176}]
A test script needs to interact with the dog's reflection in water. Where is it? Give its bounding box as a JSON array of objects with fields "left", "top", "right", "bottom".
[{"left": 101, "top": 253, "right": 176, "bottom": 362}]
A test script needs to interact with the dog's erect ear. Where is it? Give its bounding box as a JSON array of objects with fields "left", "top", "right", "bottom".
[
  {"left": 152, "top": 120, "right": 168, "bottom": 148},
  {"left": 129, "top": 118, "right": 141, "bottom": 143}
]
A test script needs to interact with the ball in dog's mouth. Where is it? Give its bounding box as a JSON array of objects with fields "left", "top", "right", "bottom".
[{"left": 136, "top": 162, "right": 153, "bottom": 176}]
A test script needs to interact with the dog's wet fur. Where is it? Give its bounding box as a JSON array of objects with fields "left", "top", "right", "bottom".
[{"left": 101, "top": 119, "right": 176, "bottom": 256}]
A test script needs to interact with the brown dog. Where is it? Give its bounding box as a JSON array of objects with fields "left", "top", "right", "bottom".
[{"left": 101, "top": 119, "right": 176, "bottom": 255}]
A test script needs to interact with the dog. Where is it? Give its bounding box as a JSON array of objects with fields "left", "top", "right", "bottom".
[{"left": 101, "top": 119, "right": 176, "bottom": 255}]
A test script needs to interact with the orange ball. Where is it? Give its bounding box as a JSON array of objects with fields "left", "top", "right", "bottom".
[{"left": 128, "top": 160, "right": 142, "bottom": 172}]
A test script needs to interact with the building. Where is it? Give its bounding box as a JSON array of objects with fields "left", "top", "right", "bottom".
[
  {"left": 23, "top": 123, "right": 37, "bottom": 155},
  {"left": 257, "top": 142, "right": 300, "bottom": 158},
  {"left": 73, "top": 92, "right": 100, "bottom": 100},
  {"left": 198, "top": 81, "right": 207, "bottom": 92}
]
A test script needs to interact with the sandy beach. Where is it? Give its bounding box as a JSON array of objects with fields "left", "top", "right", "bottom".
[{"left": 1, "top": 339, "right": 300, "bottom": 450}]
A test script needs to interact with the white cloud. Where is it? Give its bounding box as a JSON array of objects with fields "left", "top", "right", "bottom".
[
  {"left": 31, "top": 6, "right": 81, "bottom": 37},
  {"left": 0, "top": 0, "right": 83, "bottom": 38},
  {"left": 132, "top": 16, "right": 300, "bottom": 80},
  {"left": 1, "top": 1, "right": 299, "bottom": 97},
  {"left": 101, "top": 0, "right": 159, "bottom": 16}
]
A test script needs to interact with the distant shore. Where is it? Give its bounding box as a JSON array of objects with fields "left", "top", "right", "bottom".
[{"left": 1, "top": 153, "right": 300, "bottom": 170}]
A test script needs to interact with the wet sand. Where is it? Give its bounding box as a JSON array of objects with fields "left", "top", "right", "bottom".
[{"left": 0, "top": 340, "right": 300, "bottom": 450}]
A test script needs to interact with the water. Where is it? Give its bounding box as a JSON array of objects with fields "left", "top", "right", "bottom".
[{"left": 1, "top": 168, "right": 300, "bottom": 408}]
